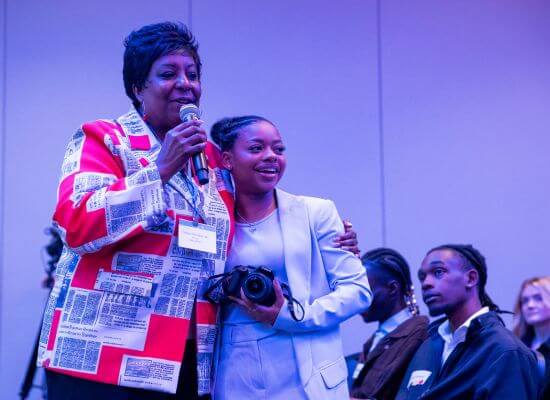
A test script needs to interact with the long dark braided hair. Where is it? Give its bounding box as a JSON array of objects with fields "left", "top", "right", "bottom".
[
  {"left": 428, "top": 244, "right": 505, "bottom": 313},
  {"left": 362, "top": 247, "right": 420, "bottom": 316}
]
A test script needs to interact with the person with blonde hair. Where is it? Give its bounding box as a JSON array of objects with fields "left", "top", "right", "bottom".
[{"left": 513, "top": 276, "right": 550, "bottom": 399}]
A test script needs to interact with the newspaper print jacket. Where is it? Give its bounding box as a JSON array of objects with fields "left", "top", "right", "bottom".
[{"left": 37, "top": 107, "right": 234, "bottom": 395}]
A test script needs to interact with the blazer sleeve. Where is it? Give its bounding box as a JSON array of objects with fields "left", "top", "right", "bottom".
[
  {"left": 273, "top": 198, "right": 372, "bottom": 332},
  {"left": 54, "top": 122, "right": 167, "bottom": 254}
]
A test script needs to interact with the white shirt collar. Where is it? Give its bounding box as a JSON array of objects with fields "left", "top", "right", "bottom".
[
  {"left": 438, "top": 307, "right": 489, "bottom": 343},
  {"left": 437, "top": 307, "right": 489, "bottom": 365},
  {"left": 369, "top": 308, "right": 413, "bottom": 353},
  {"left": 379, "top": 307, "right": 413, "bottom": 335}
]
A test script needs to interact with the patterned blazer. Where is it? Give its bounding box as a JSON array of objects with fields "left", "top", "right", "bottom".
[{"left": 37, "top": 107, "right": 234, "bottom": 395}]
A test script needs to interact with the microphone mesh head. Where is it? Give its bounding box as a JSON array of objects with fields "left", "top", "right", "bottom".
[{"left": 179, "top": 104, "right": 201, "bottom": 121}]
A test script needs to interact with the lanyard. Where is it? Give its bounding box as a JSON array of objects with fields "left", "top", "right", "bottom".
[{"left": 182, "top": 173, "right": 204, "bottom": 224}]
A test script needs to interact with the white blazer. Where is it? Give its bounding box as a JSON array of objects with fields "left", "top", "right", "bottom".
[{"left": 270, "top": 189, "right": 373, "bottom": 399}]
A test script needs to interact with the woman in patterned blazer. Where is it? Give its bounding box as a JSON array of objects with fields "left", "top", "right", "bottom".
[{"left": 39, "top": 22, "right": 359, "bottom": 400}]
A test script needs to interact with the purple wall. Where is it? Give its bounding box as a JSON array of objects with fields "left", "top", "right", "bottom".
[
  {"left": 1, "top": 1, "right": 549, "bottom": 398},
  {"left": 381, "top": 0, "right": 550, "bottom": 316}
]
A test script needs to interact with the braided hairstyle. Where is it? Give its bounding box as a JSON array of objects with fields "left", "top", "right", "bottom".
[
  {"left": 428, "top": 244, "right": 502, "bottom": 313},
  {"left": 361, "top": 248, "right": 420, "bottom": 316},
  {"left": 210, "top": 115, "right": 272, "bottom": 151}
]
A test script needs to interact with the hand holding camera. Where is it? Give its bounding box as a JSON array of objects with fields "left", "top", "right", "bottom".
[
  {"left": 229, "top": 279, "right": 285, "bottom": 326},
  {"left": 204, "top": 265, "right": 305, "bottom": 323}
]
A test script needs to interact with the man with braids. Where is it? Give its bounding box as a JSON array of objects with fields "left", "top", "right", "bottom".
[
  {"left": 396, "top": 244, "right": 541, "bottom": 400},
  {"left": 350, "top": 248, "right": 429, "bottom": 400}
]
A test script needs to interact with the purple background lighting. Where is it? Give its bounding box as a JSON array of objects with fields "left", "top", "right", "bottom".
[{"left": 1, "top": 1, "right": 549, "bottom": 398}]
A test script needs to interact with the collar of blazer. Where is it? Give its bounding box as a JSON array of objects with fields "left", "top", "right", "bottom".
[
  {"left": 275, "top": 188, "right": 312, "bottom": 302},
  {"left": 116, "top": 107, "right": 221, "bottom": 223}
]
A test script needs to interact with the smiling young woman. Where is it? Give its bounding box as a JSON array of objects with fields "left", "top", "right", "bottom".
[{"left": 209, "top": 116, "right": 372, "bottom": 400}]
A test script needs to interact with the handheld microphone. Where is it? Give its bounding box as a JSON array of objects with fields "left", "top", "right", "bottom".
[{"left": 179, "top": 104, "right": 209, "bottom": 185}]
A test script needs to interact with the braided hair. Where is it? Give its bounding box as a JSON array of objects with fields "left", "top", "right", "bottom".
[
  {"left": 428, "top": 244, "right": 503, "bottom": 313},
  {"left": 210, "top": 115, "right": 272, "bottom": 151},
  {"left": 361, "top": 248, "right": 420, "bottom": 316}
]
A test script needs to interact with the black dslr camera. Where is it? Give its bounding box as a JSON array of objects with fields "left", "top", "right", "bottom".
[{"left": 205, "top": 265, "right": 276, "bottom": 306}]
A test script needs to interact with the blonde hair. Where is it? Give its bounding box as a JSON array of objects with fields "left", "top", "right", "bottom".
[{"left": 513, "top": 276, "right": 550, "bottom": 342}]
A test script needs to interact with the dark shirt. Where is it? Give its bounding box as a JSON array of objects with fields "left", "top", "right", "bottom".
[
  {"left": 351, "top": 315, "right": 429, "bottom": 400},
  {"left": 532, "top": 337, "right": 550, "bottom": 400},
  {"left": 396, "top": 312, "right": 541, "bottom": 400}
]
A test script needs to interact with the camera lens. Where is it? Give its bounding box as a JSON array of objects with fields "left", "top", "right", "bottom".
[
  {"left": 247, "top": 278, "right": 263, "bottom": 293},
  {"left": 243, "top": 274, "right": 275, "bottom": 306}
]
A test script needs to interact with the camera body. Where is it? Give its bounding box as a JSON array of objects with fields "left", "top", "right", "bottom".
[{"left": 218, "top": 265, "right": 276, "bottom": 306}]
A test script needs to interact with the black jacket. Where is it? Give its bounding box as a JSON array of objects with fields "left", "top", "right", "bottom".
[
  {"left": 536, "top": 338, "right": 550, "bottom": 400},
  {"left": 396, "top": 311, "right": 541, "bottom": 400}
]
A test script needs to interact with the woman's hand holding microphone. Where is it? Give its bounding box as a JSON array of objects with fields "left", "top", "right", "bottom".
[{"left": 156, "top": 119, "right": 207, "bottom": 184}]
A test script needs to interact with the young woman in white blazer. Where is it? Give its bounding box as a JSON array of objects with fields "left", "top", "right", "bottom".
[{"left": 209, "top": 116, "right": 373, "bottom": 399}]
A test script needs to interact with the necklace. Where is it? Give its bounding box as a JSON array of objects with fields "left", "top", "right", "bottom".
[{"left": 235, "top": 207, "right": 273, "bottom": 233}]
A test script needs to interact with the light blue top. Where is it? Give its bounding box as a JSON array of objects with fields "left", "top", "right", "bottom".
[
  {"left": 215, "top": 208, "right": 306, "bottom": 399},
  {"left": 222, "top": 209, "right": 288, "bottom": 324}
]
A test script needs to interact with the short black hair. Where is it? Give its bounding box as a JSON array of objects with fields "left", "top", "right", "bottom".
[
  {"left": 362, "top": 247, "right": 419, "bottom": 315},
  {"left": 123, "top": 21, "right": 201, "bottom": 110},
  {"left": 210, "top": 116, "right": 272, "bottom": 151},
  {"left": 428, "top": 244, "right": 501, "bottom": 312}
]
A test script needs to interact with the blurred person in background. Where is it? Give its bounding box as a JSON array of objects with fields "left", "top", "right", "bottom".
[{"left": 513, "top": 276, "right": 550, "bottom": 399}]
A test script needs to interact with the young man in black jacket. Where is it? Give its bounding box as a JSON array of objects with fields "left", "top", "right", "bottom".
[{"left": 396, "top": 244, "right": 541, "bottom": 400}]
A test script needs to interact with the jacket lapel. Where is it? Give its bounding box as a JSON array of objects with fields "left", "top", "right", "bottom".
[
  {"left": 276, "top": 189, "right": 312, "bottom": 300},
  {"left": 365, "top": 337, "right": 386, "bottom": 363},
  {"left": 116, "top": 107, "right": 201, "bottom": 213},
  {"left": 275, "top": 188, "right": 313, "bottom": 384}
]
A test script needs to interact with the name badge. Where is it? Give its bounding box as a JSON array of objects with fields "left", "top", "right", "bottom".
[
  {"left": 178, "top": 219, "right": 217, "bottom": 254},
  {"left": 407, "top": 370, "right": 432, "bottom": 388}
]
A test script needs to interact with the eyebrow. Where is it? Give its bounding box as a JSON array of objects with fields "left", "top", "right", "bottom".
[
  {"left": 246, "top": 138, "right": 283, "bottom": 144},
  {"left": 157, "top": 63, "right": 177, "bottom": 68},
  {"left": 157, "top": 63, "right": 197, "bottom": 69},
  {"left": 429, "top": 261, "right": 445, "bottom": 267}
]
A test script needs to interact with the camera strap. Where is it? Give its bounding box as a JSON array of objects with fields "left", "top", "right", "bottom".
[
  {"left": 204, "top": 272, "right": 305, "bottom": 322},
  {"left": 280, "top": 283, "right": 304, "bottom": 322}
]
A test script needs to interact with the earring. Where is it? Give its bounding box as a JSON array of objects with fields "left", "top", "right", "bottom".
[{"left": 141, "top": 100, "right": 149, "bottom": 122}]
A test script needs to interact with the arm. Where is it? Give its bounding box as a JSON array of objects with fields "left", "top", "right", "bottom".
[
  {"left": 273, "top": 199, "right": 372, "bottom": 332},
  {"left": 54, "top": 122, "right": 167, "bottom": 254}
]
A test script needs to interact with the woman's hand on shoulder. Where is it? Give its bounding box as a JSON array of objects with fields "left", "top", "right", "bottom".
[
  {"left": 156, "top": 119, "right": 207, "bottom": 183},
  {"left": 229, "top": 279, "right": 285, "bottom": 326},
  {"left": 334, "top": 220, "right": 361, "bottom": 257}
]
